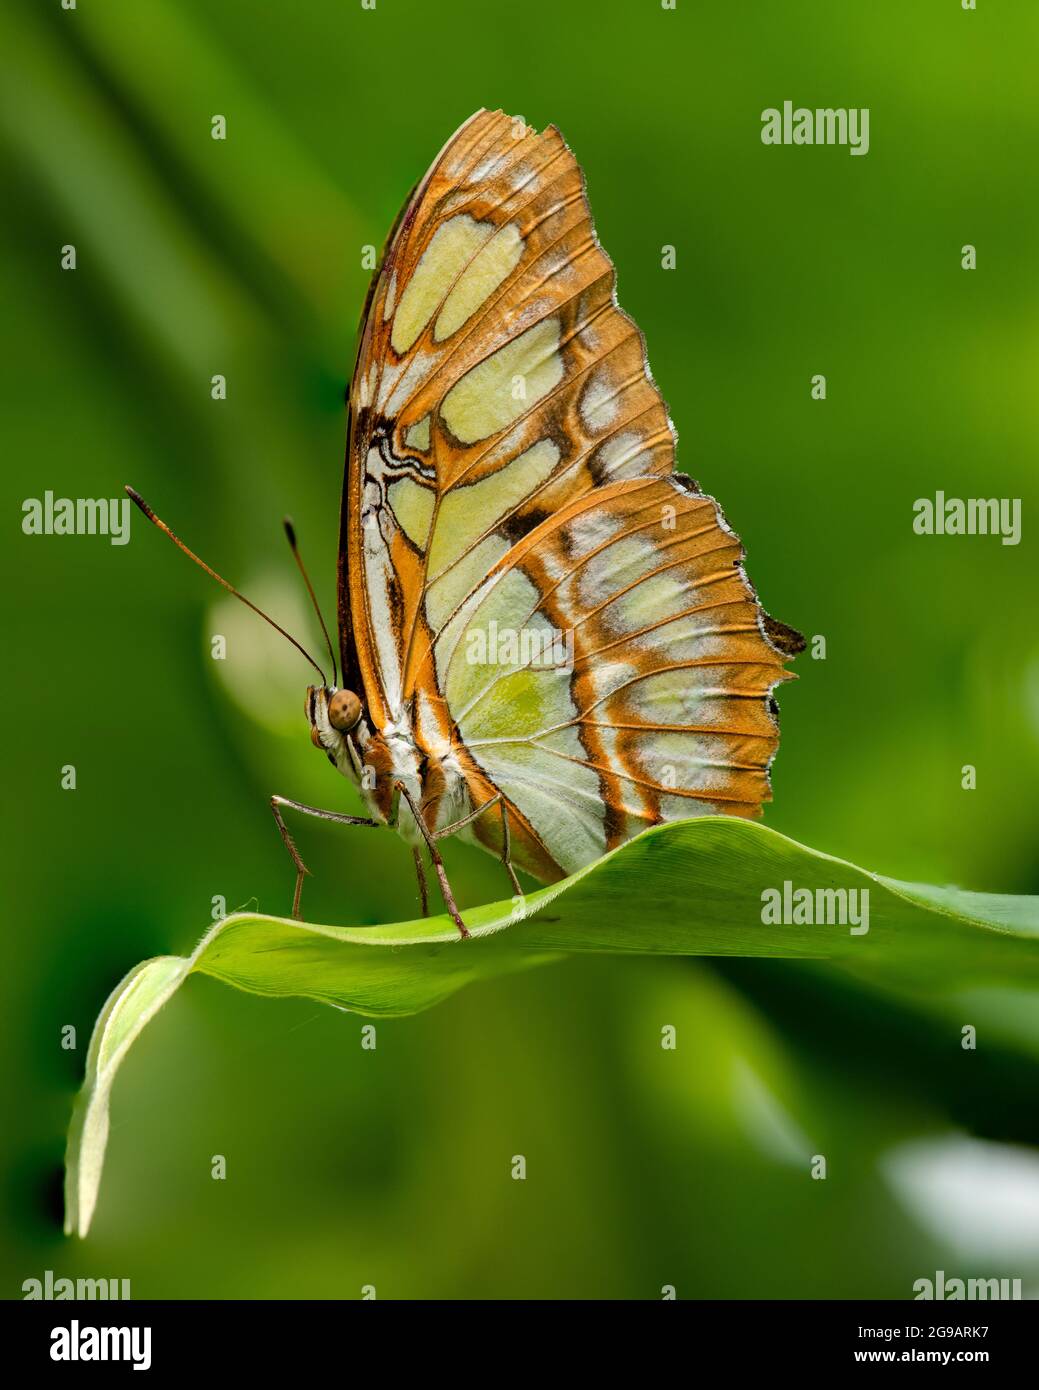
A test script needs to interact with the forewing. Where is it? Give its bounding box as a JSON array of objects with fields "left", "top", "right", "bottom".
[{"left": 344, "top": 110, "right": 800, "bottom": 880}]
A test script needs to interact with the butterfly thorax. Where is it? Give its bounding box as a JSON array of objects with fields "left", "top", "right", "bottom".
[{"left": 306, "top": 684, "right": 474, "bottom": 847}]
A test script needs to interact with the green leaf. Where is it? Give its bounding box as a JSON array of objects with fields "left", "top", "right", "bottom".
[{"left": 64, "top": 817, "right": 1039, "bottom": 1238}]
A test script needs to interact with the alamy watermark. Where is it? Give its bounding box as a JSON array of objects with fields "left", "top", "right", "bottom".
[
  {"left": 23, "top": 1270, "right": 131, "bottom": 1300},
  {"left": 913, "top": 1270, "right": 1022, "bottom": 1301},
  {"left": 49, "top": 1321, "right": 151, "bottom": 1371},
  {"left": 760, "top": 881, "right": 870, "bottom": 935},
  {"left": 465, "top": 620, "right": 574, "bottom": 669},
  {"left": 913, "top": 492, "right": 1021, "bottom": 546},
  {"left": 22, "top": 492, "right": 131, "bottom": 545},
  {"left": 761, "top": 101, "right": 870, "bottom": 156}
]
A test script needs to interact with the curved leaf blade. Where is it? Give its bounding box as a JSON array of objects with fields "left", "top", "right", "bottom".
[{"left": 65, "top": 817, "right": 1039, "bottom": 1237}]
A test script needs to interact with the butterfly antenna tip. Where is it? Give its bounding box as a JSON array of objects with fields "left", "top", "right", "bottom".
[
  {"left": 124, "top": 485, "right": 329, "bottom": 685},
  {"left": 283, "top": 516, "right": 338, "bottom": 688}
]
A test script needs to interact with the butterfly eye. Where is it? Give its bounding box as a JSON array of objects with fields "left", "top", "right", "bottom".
[{"left": 328, "top": 689, "right": 362, "bottom": 732}]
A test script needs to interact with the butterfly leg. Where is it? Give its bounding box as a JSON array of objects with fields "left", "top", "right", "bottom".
[
  {"left": 412, "top": 847, "right": 429, "bottom": 917},
  {"left": 393, "top": 780, "right": 470, "bottom": 939},
  {"left": 498, "top": 799, "right": 522, "bottom": 898},
  {"left": 270, "top": 795, "right": 379, "bottom": 920},
  {"left": 432, "top": 793, "right": 522, "bottom": 898},
  {"left": 432, "top": 792, "right": 502, "bottom": 840}
]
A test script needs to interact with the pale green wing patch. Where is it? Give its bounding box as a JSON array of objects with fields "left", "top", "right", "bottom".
[{"left": 390, "top": 215, "right": 494, "bottom": 355}]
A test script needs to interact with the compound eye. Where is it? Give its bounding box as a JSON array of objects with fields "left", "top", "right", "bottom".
[{"left": 328, "top": 688, "right": 362, "bottom": 732}]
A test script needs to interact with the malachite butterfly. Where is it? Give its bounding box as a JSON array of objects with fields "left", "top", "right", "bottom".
[{"left": 130, "top": 109, "right": 803, "bottom": 936}]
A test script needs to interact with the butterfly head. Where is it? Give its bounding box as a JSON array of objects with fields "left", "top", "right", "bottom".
[{"left": 307, "top": 684, "right": 363, "bottom": 758}]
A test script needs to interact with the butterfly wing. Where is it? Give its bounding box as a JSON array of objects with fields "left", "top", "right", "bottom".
[{"left": 343, "top": 109, "right": 802, "bottom": 881}]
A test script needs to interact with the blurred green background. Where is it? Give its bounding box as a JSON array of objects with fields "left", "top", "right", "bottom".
[{"left": 3, "top": 0, "right": 1038, "bottom": 1298}]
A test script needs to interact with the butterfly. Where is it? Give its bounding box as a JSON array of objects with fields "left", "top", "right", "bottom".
[{"left": 129, "top": 109, "right": 803, "bottom": 937}]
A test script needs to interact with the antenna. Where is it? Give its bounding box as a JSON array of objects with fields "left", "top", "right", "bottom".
[
  {"left": 283, "top": 516, "right": 338, "bottom": 688},
  {"left": 125, "top": 485, "right": 329, "bottom": 686}
]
